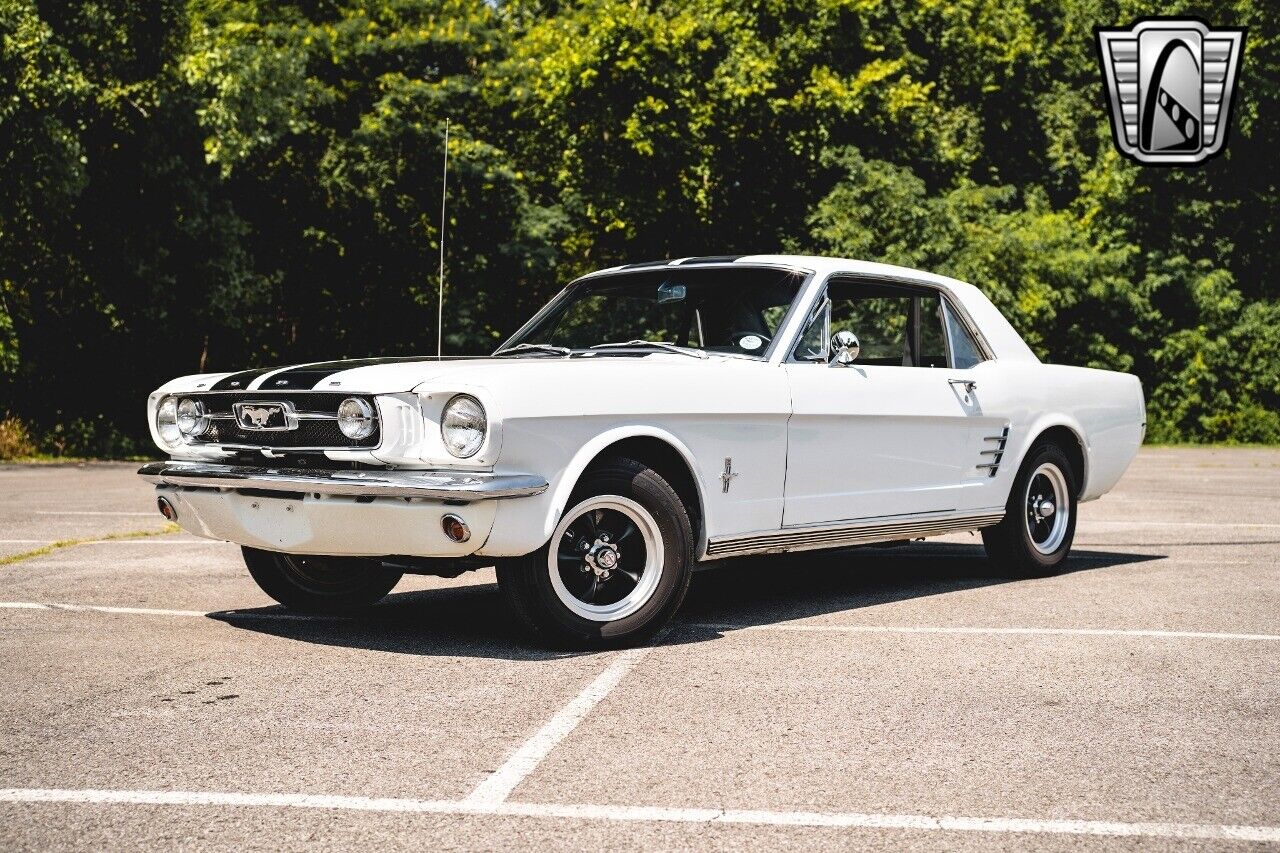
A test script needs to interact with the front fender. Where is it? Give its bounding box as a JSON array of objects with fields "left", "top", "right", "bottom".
[{"left": 477, "top": 424, "right": 706, "bottom": 558}]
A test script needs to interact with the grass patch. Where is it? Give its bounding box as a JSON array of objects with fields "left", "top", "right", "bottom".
[
  {"left": 1142, "top": 442, "right": 1280, "bottom": 449},
  {"left": 0, "top": 417, "right": 38, "bottom": 460},
  {"left": 0, "top": 523, "right": 180, "bottom": 567}
]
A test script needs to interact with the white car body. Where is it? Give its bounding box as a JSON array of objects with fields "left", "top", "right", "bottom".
[{"left": 141, "top": 255, "right": 1145, "bottom": 563}]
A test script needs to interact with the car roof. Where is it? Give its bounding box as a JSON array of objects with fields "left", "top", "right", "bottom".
[
  {"left": 585, "top": 254, "right": 969, "bottom": 292},
  {"left": 578, "top": 255, "right": 1039, "bottom": 364}
]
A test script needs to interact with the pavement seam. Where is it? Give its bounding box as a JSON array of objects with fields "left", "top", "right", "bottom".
[{"left": 0, "top": 524, "right": 180, "bottom": 567}]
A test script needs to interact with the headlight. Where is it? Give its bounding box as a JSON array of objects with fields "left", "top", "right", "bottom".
[
  {"left": 337, "top": 397, "right": 376, "bottom": 440},
  {"left": 176, "top": 398, "right": 209, "bottom": 437},
  {"left": 155, "top": 396, "right": 182, "bottom": 447},
  {"left": 441, "top": 394, "right": 486, "bottom": 458}
]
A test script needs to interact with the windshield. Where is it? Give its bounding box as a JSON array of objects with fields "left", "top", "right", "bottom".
[{"left": 500, "top": 266, "right": 806, "bottom": 358}]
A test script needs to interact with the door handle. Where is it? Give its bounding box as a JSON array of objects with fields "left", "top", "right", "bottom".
[{"left": 948, "top": 378, "right": 977, "bottom": 393}]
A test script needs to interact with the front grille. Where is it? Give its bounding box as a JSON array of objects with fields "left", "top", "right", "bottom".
[{"left": 186, "top": 393, "right": 380, "bottom": 450}]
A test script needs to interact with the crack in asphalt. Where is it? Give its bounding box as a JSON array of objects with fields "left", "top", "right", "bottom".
[{"left": 0, "top": 523, "right": 180, "bottom": 567}]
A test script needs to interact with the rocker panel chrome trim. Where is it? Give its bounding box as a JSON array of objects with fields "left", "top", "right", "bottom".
[{"left": 705, "top": 510, "right": 1006, "bottom": 558}]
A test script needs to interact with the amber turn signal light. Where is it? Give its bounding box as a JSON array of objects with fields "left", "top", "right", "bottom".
[{"left": 441, "top": 514, "right": 470, "bottom": 543}]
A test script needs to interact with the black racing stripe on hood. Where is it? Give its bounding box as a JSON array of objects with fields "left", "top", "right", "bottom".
[
  {"left": 256, "top": 356, "right": 431, "bottom": 390},
  {"left": 208, "top": 366, "right": 282, "bottom": 391}
]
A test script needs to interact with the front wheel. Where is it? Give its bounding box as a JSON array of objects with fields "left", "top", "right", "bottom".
[
  {"left": 496, "top": 457, "right": 694, "bottom": 649},
  {"left": 242, "top": 547, "right": 402, "bottom": 614},
  {"left": 981, "top": 443, "right": 1079, "bottom": 577}
]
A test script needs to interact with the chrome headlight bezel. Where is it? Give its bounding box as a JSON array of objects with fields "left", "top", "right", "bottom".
[
  {"left": 337, "top": 397, "right": 377, "bottom": 440},
  {"left": 155, "top": 396, "right": 183, "bottom": 447},
  {"left": 440, "top": 394, "right": 487, "bottom": 459},
  {"left": 176, "top": 397, "right": 210, "bottom": 438}
]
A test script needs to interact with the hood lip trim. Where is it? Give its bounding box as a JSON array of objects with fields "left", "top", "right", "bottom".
[{"left": 162, "top": 388, "right": 375, "bottom": 395}]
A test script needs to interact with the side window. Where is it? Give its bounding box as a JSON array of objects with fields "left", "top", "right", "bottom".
[
  {"left": 792, "top": 279, "right": 953, "bottom": 368},
  {"left": 941, "top": 299, "right": 984, "bottom": 369},
  {"left": 830, "top": 288, "right": 910, "bottom": 365}
]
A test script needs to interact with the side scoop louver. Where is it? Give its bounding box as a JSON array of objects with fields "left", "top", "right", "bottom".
[{"left": 977, "top": 426, "right": 1011, "bottom": 477}]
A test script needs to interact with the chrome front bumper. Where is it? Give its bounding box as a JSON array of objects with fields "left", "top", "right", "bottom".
[{"left": 137, "top": 461, "right": 548, "bottom": 502}]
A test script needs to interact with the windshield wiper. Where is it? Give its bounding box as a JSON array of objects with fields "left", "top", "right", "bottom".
[
  {"left": 493, "top": 343, "right": 572, "bottom": 358},
  {"left": 588, "top": 340, "right": 708, "bottom": 359}
]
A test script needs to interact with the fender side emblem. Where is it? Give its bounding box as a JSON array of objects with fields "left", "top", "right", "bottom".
[{"left": 721, "top": 458, "right": 739, "bottom": 494}]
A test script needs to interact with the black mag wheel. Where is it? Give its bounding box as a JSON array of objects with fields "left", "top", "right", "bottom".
[
  {"left": 497, "top": 456, "right": 694, "bottom": 649},
  {"left": 550, "top": 495, "right": 664, "bottom": 622},
  {"left": 242, "top": 547, "right": 402, "bottom": 614}
]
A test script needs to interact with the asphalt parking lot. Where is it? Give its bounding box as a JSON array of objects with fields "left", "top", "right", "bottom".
[{"left": 1, "top": 448, "right": 1278, "bottom": 850}]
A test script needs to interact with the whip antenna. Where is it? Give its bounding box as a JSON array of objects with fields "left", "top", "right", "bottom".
[{"left": 437, "top": 118, "right": 449, "bottom": 359}]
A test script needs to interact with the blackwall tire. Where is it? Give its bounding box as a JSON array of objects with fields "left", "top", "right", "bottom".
[
  {"left": 981, "top": 443, "right": 1079, "bottom": 577},
  {"left": 242, "top": 547, "right": 402, "bottom": 614},
  {"left": 496, "top": 456, "right": 694, "bottom": 649}
]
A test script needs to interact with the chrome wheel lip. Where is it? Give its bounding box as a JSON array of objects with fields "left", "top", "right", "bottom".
[
  {"left": 1026, "top": 462, "right": 1070, "bottom": 555},
  {"left": 549, "top": 495, "right": 663, "bottom": 622}
]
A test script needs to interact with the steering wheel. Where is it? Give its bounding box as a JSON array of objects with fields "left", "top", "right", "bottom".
[{"left": 730, "top": 331, "right": 772, "bottom": 353}]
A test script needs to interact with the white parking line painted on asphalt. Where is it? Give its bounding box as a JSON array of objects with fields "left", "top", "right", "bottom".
[
  {"left": 690, "top": 623, "right": 1280, "bottom": 642},
  {"left": 0, "top": 602, "right": 209, "bottom": 617},
  {"left": 4, "top": 601, "right": 1278, "bottom": 643},
  {"left": 0, "top": 788, "right": 1275, "bottom": 842},
  {"left": 463, "top": 643, "right": 658, "bottom": 806},
  {"left": 1084, "top": 520, "right": 1280, "bottom": 529},
  {"left": 79, "top": 539, "right": 225, "bottom": 546},
  {"left": 0, "top": 539, "right": 220, "bottom": 546},
  {"left": 0, "top": 602, "right": 340, "bottom": 620},
  {"left": 31, "top": 511, "right": 156, "bottom": 517}
]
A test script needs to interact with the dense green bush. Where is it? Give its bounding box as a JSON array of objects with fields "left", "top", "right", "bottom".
[{"left": 1, "top": 0, "right": 1277, "bottom": 451}]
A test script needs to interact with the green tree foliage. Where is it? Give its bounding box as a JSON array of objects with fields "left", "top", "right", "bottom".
[{"left": 0, "top": 0, "right": 1276, "bottom": 448}]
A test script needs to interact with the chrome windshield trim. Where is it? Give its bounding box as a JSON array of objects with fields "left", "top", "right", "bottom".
[
  {"left": 139, "top": 461, "right": 548, "bottom": 501},
  {"left": 494, "top": 262, "right": 815, "bottom": 363}
]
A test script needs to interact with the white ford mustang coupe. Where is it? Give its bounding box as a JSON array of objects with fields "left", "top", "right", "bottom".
[{"left": 140, "top": 255, "right": 1145, "bottom": 647}]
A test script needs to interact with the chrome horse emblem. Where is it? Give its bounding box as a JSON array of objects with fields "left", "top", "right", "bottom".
[{"left": 233, "top": 402, "right": 293, "bottom": 431}]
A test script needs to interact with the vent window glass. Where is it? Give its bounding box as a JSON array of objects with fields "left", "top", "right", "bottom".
[{"left": 942, "top": 299, "right": 985, "bottom": 369}]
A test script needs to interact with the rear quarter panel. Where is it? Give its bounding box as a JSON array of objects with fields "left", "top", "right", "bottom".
[{"left": 996, "top": 362, "right": 1145, "bottom": 501}]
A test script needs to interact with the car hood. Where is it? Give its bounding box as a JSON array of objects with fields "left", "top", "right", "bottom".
[{"left": 162, "top": 353, "right": 764, "bottom": 396}]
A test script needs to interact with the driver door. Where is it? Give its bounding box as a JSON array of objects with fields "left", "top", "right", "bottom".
[{"left": 782, "top": 277, "right": 996, "bottom": 527}]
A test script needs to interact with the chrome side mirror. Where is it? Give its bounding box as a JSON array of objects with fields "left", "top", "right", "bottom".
[{"left": 830, "top": 330, "right": 860, "bottom": 365}]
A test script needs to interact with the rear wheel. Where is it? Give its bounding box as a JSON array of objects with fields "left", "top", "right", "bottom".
[
  {"left": 981, "top": 443, "right": 1078, "bottom": 577},
  {"left": 497, "top": 457, "right": 693, "bottom": 649},
  {"left": 242, "top": 547, "right": 402, "bottom": 614}
]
